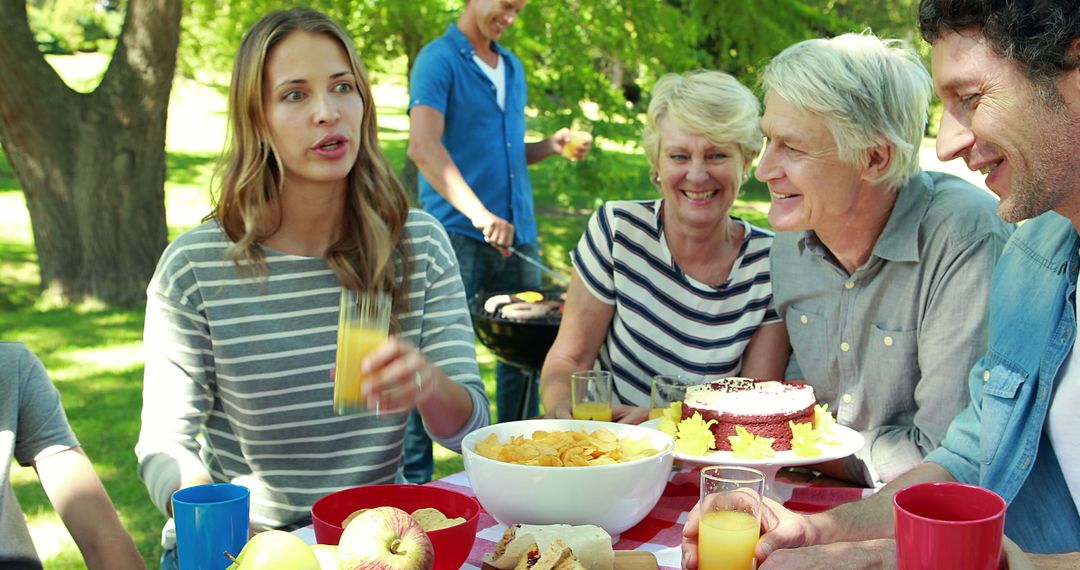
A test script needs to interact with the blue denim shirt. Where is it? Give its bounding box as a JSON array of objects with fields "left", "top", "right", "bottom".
[
  {"left": 926, "top": 211, "right": 1080, "bottom": 553},
  {"left": 408, "top": 24, "right": 537, "bottom": 245}
]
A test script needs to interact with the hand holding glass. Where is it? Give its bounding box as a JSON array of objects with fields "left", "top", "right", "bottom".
[
  {"left": 649, "top": 374, "right": 690, "bottom": 419},
  {"left": 698, "top": 466, "right": 765, "bottom": 570},
  {"left": 571, "top": 370, "right": 613, "bottom": 421},
  {"left": 334, "top": 289, "right": 391, "bottom": 414},
  {"left": 561, "top": 120, "right": 592, "bottom": 161}
]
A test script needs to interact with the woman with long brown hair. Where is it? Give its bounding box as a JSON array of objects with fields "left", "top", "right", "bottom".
[{"left": 135, "top": 8, "right": 488, "bottom": 565}]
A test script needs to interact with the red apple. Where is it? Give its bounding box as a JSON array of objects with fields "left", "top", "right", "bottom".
[{"left": 339, "top": 506, "right": 434, "bottom": 570}]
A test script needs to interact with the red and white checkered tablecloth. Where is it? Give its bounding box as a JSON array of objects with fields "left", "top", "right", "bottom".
[{"left": 423, "top": 468, "right": 875, "bottom": 569}]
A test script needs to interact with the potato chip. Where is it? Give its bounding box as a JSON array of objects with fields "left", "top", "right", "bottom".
[
  {"left": 410, "top": 507, "right": 466, "bottom": 531},
  {"left": 473, "top": 429, "right": 661, "bottom": 467},
  {"left": 341, "top": 508, "right": 369, "bottom": 528}
]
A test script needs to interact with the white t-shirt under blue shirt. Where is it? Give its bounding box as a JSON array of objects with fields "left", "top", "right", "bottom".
[
  {"left": 472, "top": 54, "right": 505, "bottom": 110},
  {"left": 1046, "top": 264, "right": 1080, "bottom": 514}
]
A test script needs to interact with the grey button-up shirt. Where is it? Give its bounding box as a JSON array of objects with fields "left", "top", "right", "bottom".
[{"left": 772, "top": 171, "right": 1014, "bottom": 485}]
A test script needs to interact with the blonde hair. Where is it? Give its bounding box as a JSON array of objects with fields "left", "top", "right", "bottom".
[
  {"left": 642, "top": 70, "right": 763, "bottom": 183},
  {"left": 209, "top": 8, "right": 410, "bottom": 311},
  {"left": 760, "top": 32, "right": 931, "bottom": 190}
]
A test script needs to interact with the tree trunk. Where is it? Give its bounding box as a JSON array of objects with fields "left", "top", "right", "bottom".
[{"left": 0, "top": 1, "right": 182, "bottom": 307}]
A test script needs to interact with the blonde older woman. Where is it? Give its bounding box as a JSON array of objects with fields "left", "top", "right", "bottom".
[{"left": 540, "top": 70, "right": 790, "bottom": 423}]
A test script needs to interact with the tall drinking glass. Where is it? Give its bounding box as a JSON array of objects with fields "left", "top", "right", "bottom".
[
  {"left": 334, "top": 288, "right": 392, "bottom": 415},
  {"left": 570, "top": 370, "right": 613, "bottom": 421},
  {"left": 699, "top": 466, "right": 765, "bottom": 570},
  {"left": 649, "top": 374, "right": 691, "bottom": 419}
]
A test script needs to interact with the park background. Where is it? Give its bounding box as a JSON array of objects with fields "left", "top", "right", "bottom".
[{"left": 2, "top": 1, "right": 986, "bottom": 566}]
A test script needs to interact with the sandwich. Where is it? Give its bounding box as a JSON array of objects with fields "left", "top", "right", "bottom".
[{"left": 484, "top": 524, "right": 613, "bottom": 570}]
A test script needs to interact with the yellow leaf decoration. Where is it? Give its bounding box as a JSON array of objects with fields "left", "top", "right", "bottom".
[
  {"left": 789, "top": 421, "right": 825, "bottom": 457},
  {"left": 657, "top": 402, "right": 682, "bottom": 438},
  {"left": 728, "top": 425, "right": 775, "bottom": 459},
  {"left": 674, "top": 412, "right": 717, "bottom": 456},
  {"left": 814, "top": 404, "right": 836, "bottom": 434}
]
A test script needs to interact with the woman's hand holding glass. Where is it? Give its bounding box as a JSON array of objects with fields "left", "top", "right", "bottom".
[{"left": 358, "top": 336, "right": 437, "bottom": 414}]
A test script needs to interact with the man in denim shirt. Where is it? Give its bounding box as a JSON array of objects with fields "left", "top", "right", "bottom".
[
  {"left": 681, "top": 0, "right": 1080, "bottom": 567},
  {"left": 404, "top": 0, "right": 590, "bottom": 483}
]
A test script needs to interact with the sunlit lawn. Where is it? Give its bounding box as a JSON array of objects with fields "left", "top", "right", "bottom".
[{"left": 3, "top": 53, "right": 771, "bottom": 567}]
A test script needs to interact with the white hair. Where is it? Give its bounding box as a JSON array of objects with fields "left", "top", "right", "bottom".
[
  {"left": 760, "top": 32, "right": 931, "bottom": 190},
  {"left": 642, "top": 70, "right": 762, "bottom": 182}
]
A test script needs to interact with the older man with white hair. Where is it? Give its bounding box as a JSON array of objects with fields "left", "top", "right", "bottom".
[{"left": 757, "top": 32, "right": 1014, "bottom": 486}]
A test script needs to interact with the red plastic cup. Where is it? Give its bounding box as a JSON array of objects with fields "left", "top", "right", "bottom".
[{"left": 893, "top": 482, "right": 1006, "bottom": 570}]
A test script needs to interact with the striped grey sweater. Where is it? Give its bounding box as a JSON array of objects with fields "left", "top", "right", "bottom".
[{"left": 135, "top": 210, "right": 488, "bottom": 530}]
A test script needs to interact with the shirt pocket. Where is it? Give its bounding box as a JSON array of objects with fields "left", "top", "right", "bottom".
[
  {"left": 785, "top": 305, "right": 829, "bottom": 383},
  {"left": 867, "top": 325, "right": 919, "bottom": 413},
  {"left": 978, "top": 359, "right": 1027, "bottom": 465}
]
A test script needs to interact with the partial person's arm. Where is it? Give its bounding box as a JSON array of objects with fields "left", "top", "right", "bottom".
[
  {"left": 737, "top": 322, "right": 790, "bottom": 380},
  {"left": 758, "top": 462, "right": 954, "bottom": 566},
  {"left": 135, "top": 253, "right": 217, "bottom": 518},
  {"left": 525, "top": 128, "right": 591, "bottom": 164},
  {"left": 858, "top": 230, "right": 1008, "bottom": 483},
  {"left": 35, "top": 447, "right": 146, "bottom": 570},
  {"left": 361, "top": 216, "right": 489, "bottom": 449},
  {"left": 540, "top": 270, "right": 615, "bottom": 419},
  {"left": 408, "top": 104, "right": 515, "bottom": 248}
]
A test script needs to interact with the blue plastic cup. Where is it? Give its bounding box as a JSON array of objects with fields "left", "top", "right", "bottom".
[{"left": 172, "top": 483, "right": 250, "bottom": 570}]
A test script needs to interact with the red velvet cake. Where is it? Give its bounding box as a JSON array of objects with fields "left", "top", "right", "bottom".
[{"left": 681, "top": 378, "right": 816, "bottom": 451}]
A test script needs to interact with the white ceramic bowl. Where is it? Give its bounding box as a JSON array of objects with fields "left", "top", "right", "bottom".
[{"left": 462, "top": 419, "right": 675, "bottom": 536}]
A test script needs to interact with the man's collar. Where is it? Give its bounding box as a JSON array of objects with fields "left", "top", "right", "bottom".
[
  {"left": 798, "top": 172, "right": 928, "bottom": 264},
  {"left": 870, "top": 172, "right": 931, "bottom": 263},
  {"left": 445, "top": 23, "right": 509, "bottom": 59}
]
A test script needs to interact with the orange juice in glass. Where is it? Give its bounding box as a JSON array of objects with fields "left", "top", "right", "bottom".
[
  {"left": 334, "top": 289, "right": 391, "bottom": 415},
  {"left": 561, "top": 120, "right": 592, "bottom": 161},
  {"left": 571, "top": 370, "right": 612, "bottom": 421},
  {"left": 649, "top": 374, "right": 690, "bottom": 419},
  {"left": 699, "top": 466, "right": 765, "bottom": 570}
]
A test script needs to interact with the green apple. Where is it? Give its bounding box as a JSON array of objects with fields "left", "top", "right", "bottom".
[
  {"left": 225, "top": 530, "right": 321, "bottom": 570},
  {"left": 311, "top": 544, "right": 341, "bottom": 570},
  {"left": 339, "top": 506, "right": 434, "bottom": 570}
]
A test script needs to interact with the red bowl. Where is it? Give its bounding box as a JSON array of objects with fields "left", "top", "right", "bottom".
[{"left": 311, "top": 484, "right": 481, "bottom": 570}]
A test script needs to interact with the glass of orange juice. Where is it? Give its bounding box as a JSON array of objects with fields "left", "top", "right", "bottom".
[
  {"left": 698, "top": 466, "right": 765, "bottom": 570},
  {"left": 570, "top": 370, "right": 613, "bottom": 421},
  {"left": 561, "top": 119, "right": 593, "bottom": 161},
  {"left": 334, "top": 288, "right": 392, "bottom": 415},
  {"left": 649, "top": 374, "right": 691, "bottom": 419}
]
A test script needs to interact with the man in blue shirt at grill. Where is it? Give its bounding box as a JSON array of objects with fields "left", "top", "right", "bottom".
[
  {"left": 405, "top": 0, "right": 590, "bottom": 484},
  {"left": 680, "top": 0, "right": 1080, "bottom": 567}
]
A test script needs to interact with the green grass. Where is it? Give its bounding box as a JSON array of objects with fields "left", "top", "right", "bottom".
[{"left": 4, "top": 54, "right": 772, "bottom": 567}]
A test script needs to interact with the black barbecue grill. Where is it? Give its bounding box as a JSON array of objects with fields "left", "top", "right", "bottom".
[{"left": 469, "top": 289, "right": 564, "bottom": 370}]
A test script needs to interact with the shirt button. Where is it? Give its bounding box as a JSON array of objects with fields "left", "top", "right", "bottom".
[
  {"left": 844, "top": 281, "right": 855, "bottom": 289},
  {"left": 509, "top": 173, "right": 515, "bottom": 179},
  {"left": 883, "top": 336, "right": 894, "bottom": 347},
  {"left": 983, "top": 370, "right": 991, "bottom": 381},
  {"left": 506, "top": 143, "right": 511, "bottom": 148},
  {"left": 842, "top": 393, "right": 853, "bottom": 404},
  {"left": 800, "top": 315, "right": 809, "bottom": 325},
  {"left": 840, "top": 342, "right": 850, "bottom": 352}
]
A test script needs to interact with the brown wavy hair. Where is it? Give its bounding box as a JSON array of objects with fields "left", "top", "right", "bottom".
[{"left": 209, "top": 7, "right": 411, "bottom": 313}]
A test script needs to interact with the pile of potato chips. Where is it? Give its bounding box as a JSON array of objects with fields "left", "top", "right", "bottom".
[
  {"left": 474, "top": 429, "right": 660, "bottom": 466},
  {"left": 341, "top": 506, "right": 465, "bottom": 531}
]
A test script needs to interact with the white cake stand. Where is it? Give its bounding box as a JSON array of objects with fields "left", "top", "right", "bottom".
[{"left": 641, "top": 419, "right": 865, "bottom": 502}]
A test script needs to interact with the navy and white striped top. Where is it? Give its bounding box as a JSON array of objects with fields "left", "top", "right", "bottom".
[
  {"left": 135, "top": 210, "right": 488, "bottom": 531},
  {"left": 572, "top": 199, "right": 781, "bottom": 406}
]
